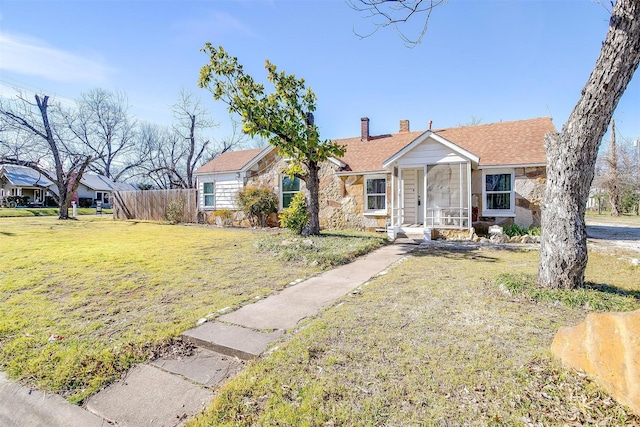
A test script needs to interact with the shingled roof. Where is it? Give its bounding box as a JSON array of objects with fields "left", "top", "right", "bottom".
[
  {"left": 434, "top": 117, "right": 554, "bottom": 167},
  {"left": 195, "top": 147, "right": 272, "bottom": 174},
  {"left": 194, "top": 117, "right": 555, "bottom": 175},
  {"left": 334, "top": 117, "right": 555, "bottom": 172},
  {"left": 333, "top": 130, "right": 425, "bottom": 174}
]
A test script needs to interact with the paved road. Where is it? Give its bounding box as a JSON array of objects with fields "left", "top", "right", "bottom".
[{"left": 586, "top": 222, "right": 640, "bottom": 256}]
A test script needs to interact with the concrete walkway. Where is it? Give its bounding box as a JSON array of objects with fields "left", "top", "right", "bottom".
[{"left": 0, "top": 242, "right": 414, "bottom": 427}]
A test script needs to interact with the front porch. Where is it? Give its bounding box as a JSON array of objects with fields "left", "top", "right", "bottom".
[{"left": 388, "top": 163, "right": 473, "bottom": 237}]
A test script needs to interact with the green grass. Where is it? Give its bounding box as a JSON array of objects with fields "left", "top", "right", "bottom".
[
  {"left": 0, "top": 207, "right": 112, "bottom": 217},
  {"left": 0, "top": 217, "right": 384, "bottom": 403},
  {"left": 255, "top": 229, "right": 387, "bottom": 268},
  {"left": 497, "top": 273, "right": 640, "bottom": 312},
  {"left": 586, "top": 211, "right": 640, "bottom": 226},
  {"left": 188, "top": 247, "right": 639, "bottom": 426}
]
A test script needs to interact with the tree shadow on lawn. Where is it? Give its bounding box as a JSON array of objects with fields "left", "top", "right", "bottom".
[
  {"left": 411, "top": 246, "right": 500, "bottom": 263},
  {"left": 583, "top": 281, "right": 640, "bottom": 302}
]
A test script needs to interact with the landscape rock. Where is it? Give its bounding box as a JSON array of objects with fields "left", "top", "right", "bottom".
[
  {"left": 490, "top": 233, "right": 509, "bottom": 244},
  {"left": 550, "top": 310, "right": 640, "bottom": 416}
]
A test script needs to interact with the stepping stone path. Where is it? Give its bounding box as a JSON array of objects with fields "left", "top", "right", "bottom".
[{"left": 1, "top": 243, "right": 414, "bottom": 427}]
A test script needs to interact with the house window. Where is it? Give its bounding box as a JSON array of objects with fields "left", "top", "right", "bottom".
[
  {"left": 282, "top": 176, "right": 300, "bottom": 209},
  {"left": 96, "top": 191, "right": 110, "bottom": 204},
  {"left": 203, "top": 182, "right": 215, "bottom": 207},
  {"left": 365, "top": 176, "right": 386, "bottom": 213},
  {"left": 483, "top": 170, "right": 515, "bottom": 216}
]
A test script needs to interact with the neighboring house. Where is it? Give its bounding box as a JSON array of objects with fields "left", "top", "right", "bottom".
[
  {"left": 195, "top": 117, "right": 555, "bottom": 234},
  {"left": 0, "top": 164, "right": 56, "bottom": 206},
  {"left": 0, "top": 164, "right": 137, "bottom": 208},
  {"left": 75, "top": 174, "right": 138, "bottom": 208}
]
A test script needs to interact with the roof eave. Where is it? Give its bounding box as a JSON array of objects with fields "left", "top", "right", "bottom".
[
  {"left": 335, "top": 169, "right": 388, "bottom": 177},
  {"left": 478, "top": 162, "right": 546, "bottom": 169}
]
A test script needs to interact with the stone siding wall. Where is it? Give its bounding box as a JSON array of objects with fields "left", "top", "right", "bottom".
[
  {"left": 318, "top": 163, "right": 389, "bottom": 231},
  {"left": 473, "top": 166, "right": 546, "bottom": 229},
  {"left": 207, "top": 153, "right": 388, "bottom": 231},
  {"left": 513, "top": 166, "right": 545, "bottom": 228}
]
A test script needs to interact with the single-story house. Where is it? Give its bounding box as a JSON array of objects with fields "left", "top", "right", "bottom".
[
  {"left": 0, "top": 164, "right": 137, "bottom": 208},
  {"left": 75, "top": 174, "right": 138, "bottom": 208},
  {"left": 194, "top": 117, "right": 555, "bottom": 235},
  {"left": 0, "top": 164, "right": 56, "bottom": 206}
]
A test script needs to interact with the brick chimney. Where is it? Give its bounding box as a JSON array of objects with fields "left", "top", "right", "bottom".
[
  {"left": 399, "top": 119, "right": 410, "bottom": 133},
  {"left": 360, "top": 117, "right": 370, "bottom": 141}
]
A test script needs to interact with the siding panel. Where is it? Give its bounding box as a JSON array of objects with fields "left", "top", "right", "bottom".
[{"left": 396, "top": 139, "right": 466, "bottom": 166}]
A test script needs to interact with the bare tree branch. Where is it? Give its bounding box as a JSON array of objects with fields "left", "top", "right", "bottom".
[{"left": 349, "top": 0, "right": 447, "bottom": 46}]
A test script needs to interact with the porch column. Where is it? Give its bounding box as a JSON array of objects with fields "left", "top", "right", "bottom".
[
  {"left": 390, "top": 172, "right": 395, "bottom": 227},
  {"left": 467, "top": 161, "right": 472, "bottom": 229},
  {"left": 459, "top": 164, "right": 464, "bottom": 229},
  {"left": 423, "top": 165, "right": 427, "bottom": 227},
  {"left": 398, "top": 167, "right": 403, "bottom": 225}
]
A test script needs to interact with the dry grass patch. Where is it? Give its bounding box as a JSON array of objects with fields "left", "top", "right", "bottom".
[
  {"left": 0, "top": 217, "right": 383, "bottom": 403},
  {"left": 586, "top": 211, "right": 640, "bottom": 226},
  {"left": 189, "top": 246, "right": 639, "bottom": 426}
]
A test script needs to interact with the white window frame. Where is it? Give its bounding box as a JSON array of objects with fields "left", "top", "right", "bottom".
[
  {"left": 281, "top": 175, "right": 301, "bottom": 210},
  {"left": 482, "top": 168, "right": 515, "bottom": 217},
  {"left": 95, "top": 191, "right": 110, "bottom": 204},
  {"left": 203, "top": 182, "right": 215, "bottom": 208},
  {"left": 364, "top": 174, "right": 387, "bottom": 215}
]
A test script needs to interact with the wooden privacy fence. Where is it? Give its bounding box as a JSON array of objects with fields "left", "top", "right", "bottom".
[{"left": 112, "top": 189, "right": 198, "bottom": 222}]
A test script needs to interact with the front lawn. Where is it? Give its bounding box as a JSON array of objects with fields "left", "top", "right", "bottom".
[
  {"left": 0, "top": 217, "right": 386, "bottom": 403},
  {"left": 189, "top": 247, "right": 640, "bottom": 426},
  {"left": 586, "top": 211, "right": 640, "bottom": 226},
  {"left": 0, "top": 207, "right": 112, "bottom": 217}
]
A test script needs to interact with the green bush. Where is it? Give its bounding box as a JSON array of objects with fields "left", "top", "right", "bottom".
[
  {"left": 279, "top": 192, "right": 309, "bottom": 234},
  {"left": 78, "top": 197, "right": 93, "bottom": 208},
  {"left": 166, "top": 197, "right": 186, "bottom": 224},
  {"left": 503, "top": 224, "right": 541, "bottom": 237},
  {"left": 5, "top": 195, "right": 29, "bottom": 207},
  {"left": 236, "top": 186, "right": 278, "bottom": 227}
]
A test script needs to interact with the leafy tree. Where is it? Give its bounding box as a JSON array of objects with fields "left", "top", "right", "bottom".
[
  {"left": 352, "top": 0, "right": 640, "bottom": 289},
  {"left": 0, "top": 93, "right": 92, "bottom": 220},
  {"left": 198, "top": 45, "right": 346, "bottom": 235}
]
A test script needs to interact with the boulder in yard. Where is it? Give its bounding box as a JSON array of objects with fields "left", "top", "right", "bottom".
[{"left": 550, "top": 309, "right": 640, "bottom": 416}]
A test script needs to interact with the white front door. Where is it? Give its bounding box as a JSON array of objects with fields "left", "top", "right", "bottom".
[{"left": 402, "top": 169, "right": 418, "bottom": 224}]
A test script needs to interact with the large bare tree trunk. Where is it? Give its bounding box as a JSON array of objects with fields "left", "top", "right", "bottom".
[{"left": 538, "top": 0, "right": 640, "bottom": 289}]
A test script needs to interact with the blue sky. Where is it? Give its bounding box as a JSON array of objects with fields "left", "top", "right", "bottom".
[{"left": 1, "top": 0, "right": 638, "bottom": 146}]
